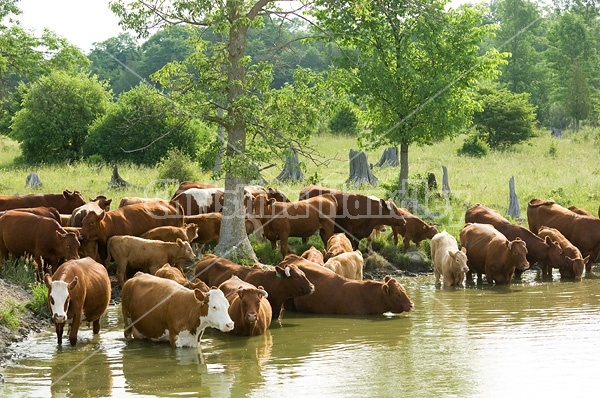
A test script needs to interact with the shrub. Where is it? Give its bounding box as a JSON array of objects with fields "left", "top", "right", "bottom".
[
  {"left": 329, "top": 105, "right": 359, "bottom": 135},
  {"left": 156, "top": 148, "right": 199, "bottom": 184},
  {"left": 0, "top": 301, "right": 23, "bottom": 330},
  {"left": 547, "top": 142, "right": 558, "bottom": 158},
  {"left": 457, "top": 134, "right": 489, "bottom": 157}
]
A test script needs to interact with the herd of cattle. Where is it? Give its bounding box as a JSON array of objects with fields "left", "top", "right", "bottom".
[{"left": 0, "top": 183, "right": 598, "bottom": 348}]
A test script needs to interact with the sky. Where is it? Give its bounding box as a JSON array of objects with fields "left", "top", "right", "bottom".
[{"left": 17, "top": 0, "right": 125, "bottom": 53}]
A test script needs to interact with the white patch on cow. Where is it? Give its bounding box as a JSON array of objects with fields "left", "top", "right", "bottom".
[
  {"left": 184, "top": 188, "right": 221, "bottom": 210},
  {"left": 201, "top": 289, "right": 234, "bottom": 333},
  {"left": 284, "top": 266, "right": 291, "bottom": 277},
  {"left": 49, "top": 281, "right": 70, "bottom": 320},
  {"left": 367, "top": 195, "right": 380, "bottom": 201},
  {"left": 175, "top": 330, "right": 199, "bottom": 348},
  {"left": 150, "top": 329, "right": 170, "bottom": 343}
]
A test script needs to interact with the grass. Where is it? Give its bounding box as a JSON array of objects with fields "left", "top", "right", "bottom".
[
  {"left": 0, "top": 256, "right": 37, "bottom": 288},
  {"left": 0, "top": 300, "right": 24, "bottom": 330},
  {"left": 26, "top": 282, "right": 50, "bottom": 318}
]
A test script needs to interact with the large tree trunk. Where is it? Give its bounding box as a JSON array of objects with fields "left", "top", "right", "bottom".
[
  {"left": 397, "top": 141, "right": 409, "bottom": 198},
  {"left": 276, "top": 147, "right": 304, "bottom": 182},
  {"left": 375, "top": 147, "right": 399, "bottom": 167},
  {"left": 347, "top": 149, "right": 378, "bottom": 187}
]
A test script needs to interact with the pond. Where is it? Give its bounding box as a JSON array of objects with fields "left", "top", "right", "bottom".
[{"left": 2, "top": 270, "right": 600, "bottom": 397}]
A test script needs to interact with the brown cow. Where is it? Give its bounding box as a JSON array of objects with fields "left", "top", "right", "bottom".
[
  {"left": 154, "top": 262, "right": 209, "bottom": 291},
  {"left": 106, "top": 236, "right": 197, "bottom": 287},
  {"left": 323, "top": 250, "right": 364, "bottom": 280},
  {"left": 301, "top": 246, "right": 324, "bottom": 265},
  {"left": 219, "top": 276, "right": 272, "bottom": 336},
  {"left": 182, "top": 213, "right": 255, "bottom": 253},
  {"left": 193, "top": 254, "right": 314, "bottom": 321},
  {"left": 391, "top": 209, "right": 438, "bottom": 252},
  {"left": 324, "top": 233, "right": 353, "bottom": 261},
  {"left": 0, "top": 190, "right": 86, "bottom": 213},
  {"left": 141, "top": 223, "right": 199, "bottom": 243},
  {"left": 298, "top": 186, "right": 407, "bottom": 249},
  {"left": 0, "top": 210, "right": 80, "bottom": 275},
  {"left": 568, "top": 206, "right": 595, "bottom": 217},
  {"left": 62, "top": 226, "right": 100, "bottom": 262},
  {"left": 537, "top": 226, "right": 589, "bottom": 280},
  {"left": 459, "top": 223, "right": 529, "bottom": 285},
  {"left": 527, "top": 198, "right": 600, "bottom": 273},
  {"left": 281, "top": 255, "right": 413, "bottom": 315},
  {"left": 465, "top": 203, "right": 564, "bottom": 276},
  {"left": 251, "top": 193, "right": 337, "bottom": 257},
  {"left": 68, "top": 195, "right": 112, "bottom": 227},
  {"left": 366, "top": 225, "right": 386, "bottom": 252},
  {"left": 121, "top": 273, "right": 234, "bottom": 348},
  {"left": 118, "top": 197, "right": 169, "bottom": 208},
  {"left": 44, "top": 257, "right": 111, "bottom": 346}
]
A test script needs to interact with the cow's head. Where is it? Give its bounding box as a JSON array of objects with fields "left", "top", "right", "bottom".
[
  {"left": 425, "top": 224, "right": 439, "bottom": 239},
  {"left": 251, "top": 194, "right": 275, "bottom": 217},
  {"left": 267, "top": 187, "right": 290, "bottom": 202},
  {"left": 90, "top": 195, "right": 112, "bottom": 211},
  {"left": 184, "top": 223, "right": 199, "bottom": 242},
  {"left": 542, "top": 235, "right": 565, "bottom": 269},
  {"left": 301, "top": 246, "right": 324, "bottom": 265},
  {"left": 275, "top": 259, "right": 315, "bottom": 297},
  {"left": 56, "top": 230, "right": 81, "bottom": 261},
  {"left": 237, "top": 286, "right": 268, "bottom": 324},
  {"left": 507, "top": 238, "right": 529, "bottom": 270},
  {"left": 383, "top": 275, "right": 414, "bottom": 313},
  {"left": 44, "top": 273, "right": 78, "bottom": 345},
  {"left": 176, "top": 239, "right": 197, "bottom": 262},
  {"left": 197, "top": 288, "right": 234, "bottom": 333},
  {"left": 561, "top": 255, "right": 589, "bottom": 281},
  {"left": 80, "top": 210, "right": 106, "bottom": 240},
  {"left": 63, "top": 190, "right": 87, "bottom": 209},
  {"left": 449, "top": 247, "right": 469, "bottom": 274}
]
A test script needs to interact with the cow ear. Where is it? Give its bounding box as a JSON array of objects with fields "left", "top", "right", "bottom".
[
  {"left": 448, "top": 250, "right": 456, "bottom": 259},
  {"left": 543, "top": 236, "right": 553, "bottom": 245},
  {"left": 583, "top": 255, "right": 590, "bottom": 265},
  {"left": 268, "top": 198, "right": 276, "bottom": 205},
  {"left": 63, "top": 190, "right": 72, "bottom": 198},
  {"left": 274, "top": 266, "right": 285, "bottom": 277},
  {"left": 43, "top": 273, "right": 53, "bottom": 288},
  {"left": 461, "top": 247, "right": 467, "bottom": 254},
  {"left": 506, "top": 240, "right": 512, "bottom": 249},
  {"left": 194, "top": 289, "right": 206, "bottom": 302},
  {"left": 56, "top": 230, "right": 67, "bottom": 238},
  {"left": 106, "top": 199, "right": 112, "bottom": 206},
  {"left": 176, "top": 238, "right": 184, "bottom": 246},
  {"left": 69, "top": 276, "right": 78, "bottom": 290}
]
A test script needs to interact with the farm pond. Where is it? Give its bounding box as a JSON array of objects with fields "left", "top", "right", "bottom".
[{"left": 1, "top": 270, "right": 600, "bottom": 397}]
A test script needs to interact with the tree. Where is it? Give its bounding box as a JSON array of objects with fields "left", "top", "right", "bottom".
[
  {"left": 10, "top": 71, "right": 111, "bottom": 163},
  {"left": 473, "top": 84, "right": 537, "bottom": 149},
  {"left": 84, "top": 84, "right": 209, "bottom": 165},
  {"left": 566, "top": 59, "right": 591, "bottom": 131},
  {"left": 329, "top": 104, "right": 358, "bottom": 135},
  {"left": 111, "top": 0, "right": 328, "bottom": 262},
  {"left": 312, "top": 1, "right": 506, "bottom": 196}
]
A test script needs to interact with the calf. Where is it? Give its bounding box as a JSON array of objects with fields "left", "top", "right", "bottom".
[
  {"left": 140, "top": 223, "right": 199, "bottom": 243},
  {"left": 301, "top": 246, "right": 324, "bottom": 265},
  {"left": 219, "top": 276, "right": 272, "bottom": 336},
  {"left": 281, "top": 255, "right": 413, "bottom": 315},
  {"left": 537, "top": 226, "right": 589, "bottom": 280},
  {"left": 63, "top": 226, "right": 100, "bottom": 262},
  {"left": 121, "top": 273, "right": 234, "bottom": 348},
  {"left": 44, "top": 257, "right": 111, "bottom": 346},
  {"left": 460, "top": 223, "right": 529, "bottom": 285},
  {"left": 391, "top": 209, "right": 438, "bottom": 252},
  {"left": 323, "top": 250, "right": 364, "bottom": 280},
  {"left": 324, "top": 233, "right": 353, "bottom": 261},
  {"left": 106, "top": 236, "right": 197, "bottom": 287},
  {"left": 194, "top": 254, "right": 314, "bottom": 321},
  {"left": 430, "top": 231, "right": 469, "bottom": 287},
  {"left": 154, "top": 262, "right": 209, "bottom": 291}
]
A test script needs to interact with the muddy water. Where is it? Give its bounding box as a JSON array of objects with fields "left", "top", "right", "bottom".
[{"left": 2, "top": 271, "right": 600, "bottom": 397}]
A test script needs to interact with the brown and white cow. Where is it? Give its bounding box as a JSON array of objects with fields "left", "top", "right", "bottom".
[
  {"left": 298, "top": 186, "right": 407, "bottom": 249},
  {"left": 537, "top": 226, "right": 589, "bottom": 280},
  {"left": 68, "top": 195, "right": 112, "bottom": 227},
  {"left": 430, "top": 230, "right": 469, "bottom": 287},
  {"left": 324, "top": 233, "right": 353, "bottom": 261},
  {"left": 300, "top": 246, "right": 324, "bottom": 265},
  {"left": 245, "top": 185, "right": 291, "bottom": 203},
  {"left": 527, "top": 198, "right": 600, "bottom": 272},
  {"left": 323, "top": 250, "right": 364, "bottom": 280},
  {"left": 154, "top": 262, "right": 209, "bottom": 291},
  {"left": 106, "top": 236, "right": 196, "bottom": 287},
  {"left": 281, "top": 255, "right": 413, "bottom": 315},
  {"left": 44, "top": 257, "right": 111, "bottom": 346},
  {"left": 459, "top": 223, "right": 529, "bottom": 285},
  {"left": 465, "top": 203, "right": 564, "bottom": 276},
  {"left": 219, "top": 276, "right": 272, "bottom": 337},
  {"left": 140, "top": 223, "right": 199, "bottom": 243},
  {"left": 171, "top": 181, "right": 219, "bottom": 199},
  {"left": 170, "top": 187, "right": 253, "bottom": 215},
  {"left": 0, "top": 190, "right": 86, "bottom": 214},
  {"left": 0, "top": 210, "right": 80, "bottom": 275},
  {"left": 391, "top": 209, "right": 438, "bottom": 252},
  {"left": 121, "top": 273, "right": 234, "bottom": 348},
  {"left": 194, "top": 254, "right": 314, "bottom": 321}
]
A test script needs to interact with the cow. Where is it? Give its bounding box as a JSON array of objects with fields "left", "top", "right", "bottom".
[
  {"left": 391, "top": 209, "right": 438, "bottom": 252},
  {"left": 0, "top": 190, "right": 86, "bottom": 214},
  {"left": 121, "top": 273, "right": 234, "bottom": 348},
  {"left": 106, "top": 236, "right": 197, "bottom": 287},
  {"left": 246, "top": 185, "right": 291, "bottom": 202},
  {"left": 527, "top": 198, "right": 600, "bottom": 272},
  {"left": 154, "top": 262, "right": 209, "bottom": 291},
  {"left": 62, "top": 226, "right": 100, "bottom": 262},
  {"left": 0, "top": 206, "right": 61, "bottom": 223},
  {"left": 118, "top": 197, "right": 169, "bottom": 208},
  {"left": 298, "top": 186, "right": 407, "bottom": 249},
  {"left": 465, "top": 203, "right": 565, "bottom": 277},
  {"left": 140, "top": 223, "right": 199, "bottom": 243},
  {"left": 430, "top": 230, "right": 469, "bottom": 287},
  {"left": 182, "top": 213, "right": 255, "bottom": 253},
  {"left": 170, "top": 187, "right": 253, "bottom": 215},
  {"left": 324, "top": 233, "right": 353, "bottom": 261},
  {"left": 568, "top": 205, "right": 595, "bottom": 217},
  {"left": 323, "top": 250, "right": 364, "bottom": 280},
  {"left": 459, "top": 223, "right": 529, "bottom": 285},
  {"left": 171, "top": 181, "right": 219, "bottom": 199},
  {"left": 219, "top": 276, "right": 272, "bottom": 336},
  {"left": 300, "top": 246, "right": 324, "bottom": 265},
  {"left": 68, "top": 195, "right": 112, "bottom": 227},
  {"left": 193, "top": 254, "right": 314, "bottom": 321},
  {"left": 251, "top": 193, "right": 338, "bottom": 257},
  {"left": 537, "top": 226, "right": 589, "bottom": 280},
  {"left": 281, "top": 255, "right": 413, "bottom": 315},
  {"left": 0, "top": 210, "right": 80, "bottom": 275},
  {"left": 44, "top": 257, "right": 111, "bottom": 346}
]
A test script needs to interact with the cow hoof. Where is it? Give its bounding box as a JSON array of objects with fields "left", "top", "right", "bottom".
[{"left": 69, "top": 338, "right": 77, "bottom": 346}]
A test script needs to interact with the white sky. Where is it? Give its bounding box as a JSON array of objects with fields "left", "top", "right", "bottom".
[{"left": 16, "top": 0, "right": 125, "bottom": 53}]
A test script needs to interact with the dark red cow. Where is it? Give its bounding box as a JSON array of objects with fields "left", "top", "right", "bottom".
[
  {"left": 537, "top": 226, "right": 589, "bottom": 280},
  {"left": 0, "top": 190, "right": 86, "bottom": 214},
  {"left": 218, "top": 276, "right": 272, "bottom": 336},
  {"left": 391, "top": 208, "right": 438, "bottom": 252}
]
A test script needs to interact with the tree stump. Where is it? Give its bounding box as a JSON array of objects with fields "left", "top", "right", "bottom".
[
  {"left": 108, "top": 164, "right": 130, "bottom": 189},
  {"left": 347, "top": 149, "right": 378, "bottom": 187},
  {"left": 442, "top": 165, "right": 451, "bottom": 196},
  {"left": 276, "top": 147, "right": 304, "bottom": 182},
  {"left": 25, "top": 173, "right": 43, "bottom": 189},
  {"left": 427, "top": 172, "right": 437, "bottom": 190},
  {"left": 375, "top": 147, "right": 399, "bottom": 167},
  {"left": 506, "top": 176, "right": 520, "bottom": 218}
]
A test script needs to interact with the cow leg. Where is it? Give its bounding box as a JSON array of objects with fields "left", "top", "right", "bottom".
[
  {"left": 69, "top": 317, "right": 81, "bottom": 346},
  {"left": 513, "top": 268, "right": 523, "bottom": 280},
  {"left": 403, "top": 237, "right": 411, "bottom": 252},
  {"left": 393, "top": 231, "right": 399, "bottom": 246},
  {"left": 116, "top": 261, "right": 127, "bottom": 287},
  {"left": 301, "top": 237, "right": 308, "bottom": 245},
  {"left": 92, "top": 319, "right": 100, "bottom": 334},
  {"left": 280, "top": 236, "right": 289, "bottom": 257}
]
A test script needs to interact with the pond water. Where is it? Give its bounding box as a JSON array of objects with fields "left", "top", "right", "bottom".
[{"left": 2, "top": 270, "right": 600, "bottom": 397}]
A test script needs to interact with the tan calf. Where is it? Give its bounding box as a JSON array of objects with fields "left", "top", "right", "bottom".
[{"left": 323, "top": 250, "right": 364, "bottom": 280}]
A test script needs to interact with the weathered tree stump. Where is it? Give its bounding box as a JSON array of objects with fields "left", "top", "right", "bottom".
[
  {"left": 442, "top": 165, "right": 451, "bottom": 196},
  {"left": 347, "top": 149, "right": 378, "bottom": 187},
  {"left": 506, "top": 176, "right": 520, "bottom": 218},
  {"left": 276, "top": 147, "right": 304, "bottom": 182},
  {"left": 375, "top": 147, "right": 399, "bottom": 167},
  {"left": 427, "top": 172, "right": 437, "bottom": 190},
  {"left": 108, "top": 165, "right": 130, "bottom": 189},
  {"left": 25, "top": 173, "right": 43, "bottom": 189}
]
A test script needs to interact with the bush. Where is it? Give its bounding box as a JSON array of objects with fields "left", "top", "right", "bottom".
[
  {"left": 457, "top": 134, "right": 489, "bottom": 157},
  {"left": 156, "top": 148, "right": 200, "bottom": 184},
  {"left": 26, "top": 282, "right": 50, "bottom": 318},
  {"left": 0, "top": 301, "right": 23, "bottom": 330},
  {"left": 329, "top": 105, "right": 359, "bottom": 135}
]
